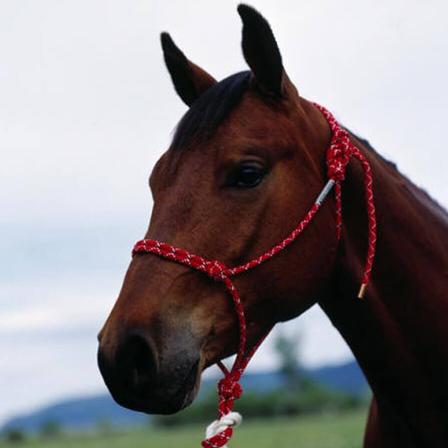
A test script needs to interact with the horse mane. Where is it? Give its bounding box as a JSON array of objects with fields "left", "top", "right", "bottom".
[
  {"left": 349, "top": 130, "right": 448, "bottom": 217},
  {"left": 171, "top": 71, "right": 251, "bottom": 149}
]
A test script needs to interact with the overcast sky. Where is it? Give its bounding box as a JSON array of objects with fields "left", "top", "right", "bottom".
[{"left": 1, "top": 0, "right": 447, "bottom": 425}]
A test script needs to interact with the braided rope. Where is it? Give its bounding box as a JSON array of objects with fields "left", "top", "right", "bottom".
[
  {"left": 313, "top": 103, "right": 377, "bottom": 296},
  {"left": 131, "top": 103, "right": 377, "bottom": 447}
]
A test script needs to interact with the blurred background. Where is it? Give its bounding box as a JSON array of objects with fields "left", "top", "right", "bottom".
[{"left": 1, "top": 1, "right": 447, "bottom": 447}]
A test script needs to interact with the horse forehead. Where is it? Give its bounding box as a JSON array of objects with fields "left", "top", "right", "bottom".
[
  {"left": 151, "top": 147, "right": 210, "bottom": 192},
  {"left": 218, "top": 97, "right": 302, "bottom": 146},
  {"left": 153, "top": 94, "right": 302, "bottom": 189},
  {"left": 151, "top": 154, "right": 215, "bottom": 215}
]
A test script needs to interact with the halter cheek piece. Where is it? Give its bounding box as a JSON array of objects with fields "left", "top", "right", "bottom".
[{"left": 132, "top": 104, "right": 377, "bottom": 448}]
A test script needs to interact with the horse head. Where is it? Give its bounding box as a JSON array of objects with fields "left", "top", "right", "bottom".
[{"left": 97, "top": 4, "right": 338, "bottom": 415}]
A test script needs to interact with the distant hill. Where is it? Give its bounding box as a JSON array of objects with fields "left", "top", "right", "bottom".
[
  {"left": 1, "top": 360, "right": 368, "bottom": 433},
  {"left": 1, "top": 395, "right": 148, "bottom": 434},
  {"left": 310, "top": 360, "right": 368, "bottom": 396},
  {"left": 237, "top": 360, "right": 368, "bottom": 396}
]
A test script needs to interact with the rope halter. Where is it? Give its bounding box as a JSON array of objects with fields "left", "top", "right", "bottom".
[{"left": 132, "top": 103, "right": 377, "bottom": 447}]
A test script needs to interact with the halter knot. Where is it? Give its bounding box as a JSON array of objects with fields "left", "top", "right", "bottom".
[
  {"left": 326, "top": 128, "right": 353, "bottom": 182},
  {"left": 202, "top": 412, "right": 242, "bottom": 448},
  {"left": 201, "top": 426, "right": 234, "bottom": 448},
  {"left": 200, "top": 377, "right": 243, "bottom": 448},
  {"left": 203, "top": 260, "right": 230, "bottom": 281},
  {"left": 218, "top": 376, "right": 243, "bottom": 403}
]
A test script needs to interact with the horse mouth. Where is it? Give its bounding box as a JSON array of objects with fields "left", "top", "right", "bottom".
[
  {"left": 107, "top": 358, "right": 201, "bottom": 415},
  {"left": 177, "top": 359, "right": 201, "bottom": 409}
]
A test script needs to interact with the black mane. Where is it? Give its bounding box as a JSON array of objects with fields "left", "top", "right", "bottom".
[{"left": 171, "top": 71, "right": 251, "bottom": 149}]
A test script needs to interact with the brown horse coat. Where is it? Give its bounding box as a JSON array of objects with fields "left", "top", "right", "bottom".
[{"left": 98, "top": 5, "right": 448, "bottom": 447}]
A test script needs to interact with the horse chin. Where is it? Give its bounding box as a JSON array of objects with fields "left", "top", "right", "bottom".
[{"left": 169, "top": 359, "right": 202, "bottom": 413}]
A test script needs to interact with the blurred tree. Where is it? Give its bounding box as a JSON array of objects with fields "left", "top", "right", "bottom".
[
  {"left": 274, "top": 329, "right": 303, "bottom": 390},
  {"left": 40, "top": 420, "right": 62, "bottom": 438},
  {"left": 4, "top": 428, "right": 26, "bottom": 443},
  {"left": 96, "top": 418, "right": 113, "bottom": 435}
]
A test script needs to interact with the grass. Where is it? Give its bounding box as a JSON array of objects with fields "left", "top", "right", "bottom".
[{"left": 1, "top": 409, "right": 367, "bottom": 448}]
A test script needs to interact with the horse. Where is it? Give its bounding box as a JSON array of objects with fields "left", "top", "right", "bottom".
[{"left": 97, "top": 4, "right": 448, "bottom": 447}]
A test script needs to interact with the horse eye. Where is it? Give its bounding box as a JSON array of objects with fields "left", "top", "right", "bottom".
[{"left": 229, "top": 163, "right": 265, "bottom": 189}]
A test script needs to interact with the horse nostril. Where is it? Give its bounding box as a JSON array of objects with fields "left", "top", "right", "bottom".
[{"left": 118, "top": 330, "right": 158, "bottom": 392}]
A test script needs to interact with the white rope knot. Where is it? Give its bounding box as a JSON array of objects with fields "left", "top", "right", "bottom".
[{"left": 205, "top": 412, "right": 243, "bottom": 447}]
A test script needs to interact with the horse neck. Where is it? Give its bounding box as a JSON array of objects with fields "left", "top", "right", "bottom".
[{"left": 319, "top": 136, "right": 448, "bottom": 443}]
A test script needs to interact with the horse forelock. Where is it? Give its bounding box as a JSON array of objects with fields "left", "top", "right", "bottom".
[{"left": 171, "top": 71, "right": 251, "bottom": 150}]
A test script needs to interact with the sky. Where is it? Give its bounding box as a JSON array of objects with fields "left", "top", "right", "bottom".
[{"left": 1, "top": 0, "right": 447, "bottom": 426}]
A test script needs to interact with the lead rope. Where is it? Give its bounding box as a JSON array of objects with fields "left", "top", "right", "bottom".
[{"left": 132, "top": 103, "right": 377, "bottom": 447}]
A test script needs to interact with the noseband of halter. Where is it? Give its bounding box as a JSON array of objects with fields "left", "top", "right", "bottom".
[{"left": 132, "top": 103, "right": 377, "bottom": 448}]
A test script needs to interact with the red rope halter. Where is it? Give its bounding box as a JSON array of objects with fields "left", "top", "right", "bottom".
[{"left": 132, "top": 103, "right": 377, "bottom": 447}]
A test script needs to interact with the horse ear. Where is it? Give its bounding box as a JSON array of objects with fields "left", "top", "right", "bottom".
[
  {"left": 237, "top": 4, "right": 284, "bottom": 97},
  {"left": 161, "top": 32, "right": 217, "bottom": 107}
]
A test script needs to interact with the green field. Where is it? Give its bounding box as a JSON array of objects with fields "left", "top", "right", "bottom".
[{"left": 1, "top": 410, "right": 367, "bottom": 448}]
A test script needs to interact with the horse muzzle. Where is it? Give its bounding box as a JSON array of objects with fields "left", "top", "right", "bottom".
[{"left": 97, "top": 325, "right": 201, "bottom": 414}]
